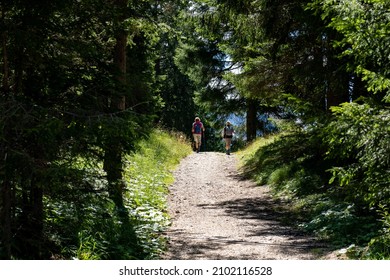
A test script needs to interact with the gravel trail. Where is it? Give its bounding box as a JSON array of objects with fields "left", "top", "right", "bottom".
[{"left": 162, "top": 152, "right": 328, "bottom": 260}]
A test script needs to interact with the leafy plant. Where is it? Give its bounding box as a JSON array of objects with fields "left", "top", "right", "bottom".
[
  {"left": 122, "top": 129, "right": 192, "bottom": 259},
  {"left": 300, "top": 203, "right": 379, "bottom": 248},
  {"left": 325, "top": 101, "right": 390, "bottom": 208},
  {"left": 238, "top": 123, "right": 386, "bottom": 257},
  {"left": 364, "top": 207, "right": 390, "bottom": 259}
]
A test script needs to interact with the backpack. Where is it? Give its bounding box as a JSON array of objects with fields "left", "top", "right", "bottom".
[
  {"left": 224, "top": 125, "right": 234, "bottom": 136},
  {"left": 193, "top": 122, "right": 202, "bottom": 134}
]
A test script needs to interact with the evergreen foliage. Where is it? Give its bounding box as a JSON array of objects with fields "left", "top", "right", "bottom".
[
  {"left": 222, "top": 0, "right": 390, "bottom": 258},
  {"left": 1, "top": 0, "right": 389, "bottom": 259},
  {"left": 0, "top": 0, "right": 188, "bottom": 259}
]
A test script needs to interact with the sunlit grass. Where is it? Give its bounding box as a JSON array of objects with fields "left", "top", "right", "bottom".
[
  {"left": 49, "top": 129, "right": 192, "bottom": 260},
  {"left": 123, "top": 129, "right": 192, "bottom": 258},
  {"left": 237, "top": 131, "right": 385, "bottom": 259}
]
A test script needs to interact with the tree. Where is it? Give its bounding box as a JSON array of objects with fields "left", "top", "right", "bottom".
[
  {"left": 153, "top": 1, "right": 199, "bottom": 134},
  {"left": 211, "top": 0, "right": 354, "bottom": 127},
  {"left": 0, "top": 0, "right": 74, "bottom": 259},
  {"left": 312, "top": 0, "right": 390, "bottom": 208},
  {"left": 103, "top": 0, "right": 129, "bottom": 213},
  {"left": 311, "top": 0, "right": 390, "bottom": 103},
  {"left": 172, "top": 1, "right": 250, "bottom": 143},
  {"left": 0, "top": 0, "right": 162, "bottom": 259}
]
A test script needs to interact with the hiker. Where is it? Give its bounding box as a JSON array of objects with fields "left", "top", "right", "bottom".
[
  {"left": 192, "top": 117, "right": 205, "bottom": 153},
  {"left": 222, "top": 121, "right": 234, "bottom": 155}
]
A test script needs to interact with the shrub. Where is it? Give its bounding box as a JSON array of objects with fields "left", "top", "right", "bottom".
[
  {"left": 42, "top": 129, "right": 192, "bottom": 259},
  {"left": 325, "top": 102, "right": 390, "bottom": 208}
]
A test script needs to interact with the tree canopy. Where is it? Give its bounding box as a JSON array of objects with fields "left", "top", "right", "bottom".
[{"left": 1, "top": 0, "right": 389, "bottom": 259}]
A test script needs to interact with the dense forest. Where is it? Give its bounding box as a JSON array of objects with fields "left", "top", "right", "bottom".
[{"left": 1, "top": 0, "right": 389, "bottom": 259}]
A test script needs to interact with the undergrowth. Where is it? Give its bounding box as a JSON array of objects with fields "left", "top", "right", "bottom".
[
  {"left": 46, "top": 129, "right": 192, "bottom": 260},
  {"left": 237, "top": 131, "right": 388, "bottom": 259},
  {"left": 123, "top": 129, "right": 192, "bottom": 259}
]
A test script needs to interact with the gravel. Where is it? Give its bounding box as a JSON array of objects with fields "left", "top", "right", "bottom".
[{"left": 162, "top": 152, "right": 331, "bottom": 260}]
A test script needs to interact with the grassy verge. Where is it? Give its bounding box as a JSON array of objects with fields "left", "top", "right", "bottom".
[
  {"left": 237, "top": 132, "right": 385, "bottom": 259},
  {"left": 46, "top": 129, "right": 192, "bottom": 260},
  {"left": 123, "top": 129, "right": 192, "bottom": 258}
]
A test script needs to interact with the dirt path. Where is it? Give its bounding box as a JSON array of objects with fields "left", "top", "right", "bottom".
[{"left": 162, "top": 152, "right": 329, "bottom": 260}]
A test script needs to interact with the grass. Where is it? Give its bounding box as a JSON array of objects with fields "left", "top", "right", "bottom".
[
  {"left": 237, "top": 132, "right": 386, "bottom": 259},
  {"left": 45, "top": 128, "right": 192, "bottom": 260},
  {"left": 123, "top": 129, "right": 192, "bottom": 258}
]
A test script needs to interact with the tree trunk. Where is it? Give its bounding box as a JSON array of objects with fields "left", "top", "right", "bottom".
[
  {"left": 18, "top": 175, "right": 44, "bottom": 259},
  {"left": 2, "top": 32, "right": 9, "bottom": 92},
  {"left": 326, "top": 77, "right": 350, "bottom": 110},
  {"left": 1, "top": 6, "right": 9, "bottom": 93},
  {"left": 113, "top": 31, "right": 127, "bottom": 110},
  {"left": 324, "top": 32, "right": 351, "bottom": 110},
  {"left": 0, "top": 179, "right": 12, "bottom": 259},
  {"left": 30, "top": 180, "right": 44, "bottom": 259},
  {"left": 104, "top": 144, "right": 126, "bottom": 209},
  {"left": 104, "top": 0, "right": 127, "bottom": 207},
  {"left": 246, "top": 98, "right": 257, "bottom": 142},
  {"left": 103, "top": 0, "right": 141, "bottom": 257}
]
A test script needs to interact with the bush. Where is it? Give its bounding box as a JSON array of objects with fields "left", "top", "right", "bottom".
[
  {"left": 123, "top": 129, "right": 192, "bottom": 259},
  {"left": 42, "top": 129, "right": 192, "bottom": 259},
  {"left": 363, "top": 208, "right": 390, "bottom": 259},
  {"left": 238, "top": 120, "right": 387, "bottom": 257},
  {"left": 325, "top": 102, "right": 390, "bottom": 208}
]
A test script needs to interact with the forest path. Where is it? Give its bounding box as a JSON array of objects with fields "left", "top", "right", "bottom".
[{"left": 162, "top": 152, "right": 329, "bottom": 260}]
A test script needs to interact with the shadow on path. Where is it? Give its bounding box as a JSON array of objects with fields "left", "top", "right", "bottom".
[
  {"left": 165, "top": 192, "right": 329, "bottom": 260},
  {"left": 162, "top": 153, "right": 331, "bottom": 260}
]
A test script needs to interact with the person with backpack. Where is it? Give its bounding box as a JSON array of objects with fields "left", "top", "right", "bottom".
[
  {"left": 192, "top": 117, "right": 205, "bottom": 153},
  {"left": 222, "top": 121, "right": 234, "bottom": 155}
]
